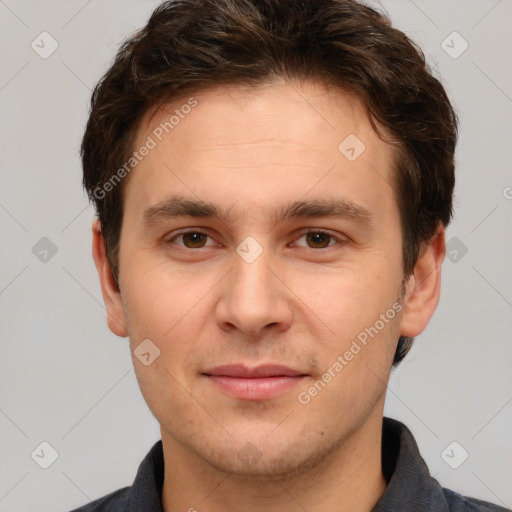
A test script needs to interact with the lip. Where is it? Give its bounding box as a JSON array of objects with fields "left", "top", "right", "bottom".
[{"left": 203, "top": 365, "right": 308, "bottom": 400}]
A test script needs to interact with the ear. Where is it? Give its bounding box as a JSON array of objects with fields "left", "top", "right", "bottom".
[
  {"left": 399, "top": 224, "right": 446, "bottom": 338},
  {"left": 91, "top": 218, "right": 128, "bottom": 337}
]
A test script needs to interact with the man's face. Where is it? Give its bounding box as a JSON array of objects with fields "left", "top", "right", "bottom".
[{"left": 112, "top": 80, "right": 408, "bottom": 475}]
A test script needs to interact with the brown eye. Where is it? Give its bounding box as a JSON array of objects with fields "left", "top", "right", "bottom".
[
  {"left": 170, "top": 231, "right": 212, "bottom": 248},
  {"left": 305, "top": 232, "right": 333, "bottom": 249},
  {"left": 293, "top": 230, "right": 341, "bottom": 249},
  {"left": 182, "top": 232, "right": 207, "bottom": 248}
]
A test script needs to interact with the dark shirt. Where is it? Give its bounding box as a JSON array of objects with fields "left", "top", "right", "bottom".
[{"left": 69, "top": 417, "right": 510, "bottom": 511}]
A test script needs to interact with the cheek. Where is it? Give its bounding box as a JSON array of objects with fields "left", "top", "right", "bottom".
[
  {"left": 132, "top": 354, "right": 209, "bottom": 439},
  {"left": 124, "top": 264, "right": 207, "bottom": 425},
  {"left": 287, "top": 262, "right": 401, "bottom": 343},
  {"left": 290, "top": 264, "right": 402, "bottom": 397},
  {"left": 295, "top": 309, "right": 399, "bottom": 430},
  {"left": 121, "top": 251, "right": 211, "bottom": 338},
  {"left": 121, "top": 267, "right": 204, "bottom": 420}
]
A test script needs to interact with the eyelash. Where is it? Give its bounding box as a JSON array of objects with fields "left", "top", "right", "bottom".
[{"left": 166, "top": 228, "right": 346, "bottom": 251}]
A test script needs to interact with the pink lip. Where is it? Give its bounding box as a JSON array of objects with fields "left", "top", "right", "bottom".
[{"left": 204, "top": 365, "right": 308, "bottom": 400}]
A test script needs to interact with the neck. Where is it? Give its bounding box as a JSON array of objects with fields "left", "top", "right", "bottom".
[{"left": 161, "top": 409, "right": 387, "bottom": 512}]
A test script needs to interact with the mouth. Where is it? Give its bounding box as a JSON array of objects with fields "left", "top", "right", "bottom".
[{"left": 203, "top": 364, "right": 308, "bottom": 401}]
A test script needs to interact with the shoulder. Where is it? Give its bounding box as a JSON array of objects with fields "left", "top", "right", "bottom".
[
  {"left": 443, "top": 488, "right": 511, "bottom": 512},
  {"left": 65, "top": 440, "right": 164, "bottom": 512},
  {"left": 67, "top": 486, "right": 130, "bottom": 512}
]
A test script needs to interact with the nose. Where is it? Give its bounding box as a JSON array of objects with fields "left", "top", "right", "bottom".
[{"left": 214, "top": 244, "right": 293, "bottom": 338}]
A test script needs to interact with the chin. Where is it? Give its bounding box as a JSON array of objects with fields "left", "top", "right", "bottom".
[{"left": 190, "top": 428, "right": 344, "bottom": 482}]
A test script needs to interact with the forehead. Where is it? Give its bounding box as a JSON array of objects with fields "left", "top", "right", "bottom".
[
  {"left": 125, "top": 80, "right": 397, "bottom": 222},
  {"left": 139, "top": 80, "right": 379, "bottom": 151}
]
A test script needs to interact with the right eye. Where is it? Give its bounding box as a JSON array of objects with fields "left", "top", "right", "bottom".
[{"left": 166, "top": 229, "right": 218, "bottom": 249}]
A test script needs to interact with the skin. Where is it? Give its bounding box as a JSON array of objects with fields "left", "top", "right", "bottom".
[{"left": 92, "top": 79, "right": 445, "bottom": 512}]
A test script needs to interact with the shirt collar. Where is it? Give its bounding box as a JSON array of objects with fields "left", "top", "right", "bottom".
[{"left": 371, "top": 417, "right": 448, "bottom": 511}]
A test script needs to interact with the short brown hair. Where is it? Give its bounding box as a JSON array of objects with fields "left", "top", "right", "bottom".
[{"left": 81, "top": 0, "right": 458, "bottom": 364}]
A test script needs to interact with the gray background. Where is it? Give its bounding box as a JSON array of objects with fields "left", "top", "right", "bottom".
[{"left": 0, "top": 0, "right": 511, "bottom": 510}]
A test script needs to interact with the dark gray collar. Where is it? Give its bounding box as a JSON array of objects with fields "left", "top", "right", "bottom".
[{"left": 371, "top": 417, "right": 448, "bottom": 511}]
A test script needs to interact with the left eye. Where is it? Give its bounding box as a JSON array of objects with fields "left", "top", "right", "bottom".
[
  {"left": 293, "top": 230, "right": 341, "bottom": 249},
  {"left": 168, "top": 230, "right": 342, "bottom": 250}
]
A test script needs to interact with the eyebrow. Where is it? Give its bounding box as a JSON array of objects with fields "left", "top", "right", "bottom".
[{"left": 142, "top": 194, "right": 372, "bottom": 228}]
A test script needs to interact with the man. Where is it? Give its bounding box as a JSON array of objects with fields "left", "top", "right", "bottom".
[{"left": 71, "top": 0, "right": 509, "bottom": 510}]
